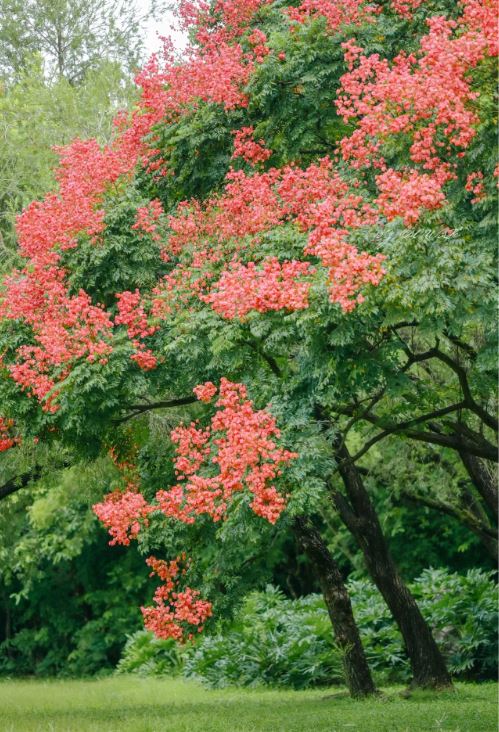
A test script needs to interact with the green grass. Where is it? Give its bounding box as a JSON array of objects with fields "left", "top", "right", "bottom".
[{"left": 0, "top": 677, "right": 496, "bottom": 732}]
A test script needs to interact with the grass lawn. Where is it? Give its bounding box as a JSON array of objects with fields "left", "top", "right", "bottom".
[{"left": 0, "top": 677, "right": 496, "bottom": 732}]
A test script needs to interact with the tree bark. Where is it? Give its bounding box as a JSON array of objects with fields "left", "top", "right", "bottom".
[
  {"left": 293, "top": 516, "right": 377, "bottom": 698},
  {"left": 458, "top": 451, "right": 498, "bottom": 521},
  {"left": 332, "top": 443, "right": 452, "bottom": 690}
]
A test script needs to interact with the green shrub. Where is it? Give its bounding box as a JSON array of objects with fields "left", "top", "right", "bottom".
[
  {"left": 184, "top": 587, "right": 344, "bottom": 689},
  {"left": 349, "top": 569, "right": 498, "bottom": 683},
  {"left": 116, "top": 570, "right": 498, "bottom": 688},
  {"left": 413, "top": 568, "right": 498, "bottom": 678},
  {"left": 116, "top": 630, "right": 184, "bottom": 677}
]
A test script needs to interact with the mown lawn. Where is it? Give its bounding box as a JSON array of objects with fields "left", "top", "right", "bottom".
[{"left": 0, "top": 677, "right": 496, "bottom": 731}]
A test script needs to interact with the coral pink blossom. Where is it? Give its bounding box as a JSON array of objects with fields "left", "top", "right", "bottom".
[
  {"left": 193, "top": 382, "right": 218, "bottom": 402},
  {"left": 141, "top": 555, "right": 212, "bottom": 641},
  {"left": 288, "top": 0, "right": 375, "bottom": 33},
  {"left": 115, "top": 290, "right": 158, "bottom": 370},
  {"left": 132, "top": 199, "right": 164, "bottom": 242},
  {"left": 204, "top": 258, "right": 313, "bottom": 318},
  {"left": 375, "top": 169, "right": 446, "bottom": 225},
  {"left": 0, "top": 418, "right": 20, "bottom": 452},
  {"left": 156, "top": 379, "right": 295, "bottom": 524},
  {"left": 92, "top": 489, "right": 153, "bottom": 546},
  {"left": 232, "top": 126, "right": 272, "bottom": 165},
  {"left": 390, "top": 0, "right": 424, "bottom": 19},
  {"left": 465, "top": 171, "right": 485, "bottom": 203}
]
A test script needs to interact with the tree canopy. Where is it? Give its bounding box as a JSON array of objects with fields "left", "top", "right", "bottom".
[{"left": 0, "top": 0, "right": 496, "bottom": 693}]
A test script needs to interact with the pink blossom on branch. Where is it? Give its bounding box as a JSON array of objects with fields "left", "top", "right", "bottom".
[
  {"left": 141, "top": 555, "right": 212, "bottom": 641},
  {"left": 193, "top": 381, "right": 218, "bottom": 402},
  {"left": 0, "top": 418, "right": 20, "bottom": 452},
  {"left": 156, "top": 379, "right": 295, "bottom": 525},
  {"left": 287, "top": 0, "right": 377, "bottom": 33}
]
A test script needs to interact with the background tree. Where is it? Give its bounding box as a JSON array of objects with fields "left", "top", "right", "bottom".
[
  {"left": 0, "top": 58, "right": 135, "bottom": 259},
  {"left": 0, "top": 0, "right": 150, "bottom": 84}
]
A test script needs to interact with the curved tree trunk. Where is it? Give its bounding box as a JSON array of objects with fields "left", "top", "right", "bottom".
[
  {"left": 331, "top": 443, "right": 452, "bottom": 690},
  {"left": 294, "top": 516, "right": 377, "bottom": 698}
]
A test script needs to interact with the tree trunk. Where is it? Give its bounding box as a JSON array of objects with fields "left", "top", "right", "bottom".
[
  {"left": 458, "top": 451, "right": 498, "bottom": 521},
  {"left": 332, "top": 443, "right": 452, "bottom": 690},
  {"left": 293, "top": 516, "right": 376, "bottom": 698}
]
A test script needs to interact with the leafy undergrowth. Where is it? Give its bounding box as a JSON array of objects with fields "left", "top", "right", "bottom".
[
  {"left": 0, "top": 677, "right": 495, "bottom": 732},
  {"left": 117, "top": 572, "right": 498, "bottom": 688}
]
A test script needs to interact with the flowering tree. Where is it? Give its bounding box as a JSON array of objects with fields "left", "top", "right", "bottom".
[{"left": 0, "top": 0, "right": 496, "bottom": 694}]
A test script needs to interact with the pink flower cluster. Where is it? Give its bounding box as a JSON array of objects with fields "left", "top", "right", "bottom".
[
  {"left": 92, "top": 489, "right": 152, "bottom": 546},
  {"left": 0, "top": 130, "right": 151, "bottom": 407},
  {"left": 465, "top": 171, "right": 485, "bottom": 203},
  {"left": 232, "top": 126, "right": 272, "bottom": 165},
  {"left": 93, "top": 381, "right": 291, "bottom": 638},
  {"left": 132, "top": 199, "right": 164, "bottom": 243},
  {"left": 375, "top": 169, "right": 447, "bottom": 225},
  {"left": 93, "top": 380, "right": 293, "bottom": 540},
  {"left": 287, "top": 0, "right": 375, "bottom": 32},
  {"left": 166, "top": 158, "right": 384, "bottom": 313},
  {"left": 390, "top": 0, "right": 424, "bottom": 19},
  {"left": 115, "top": 290, "right": 158, "bottom": 370},
  {"left": 15, "top": 139, "right": 132, "bottom": 263},
  {"left": 336, "top": 4, "right": 497, "bottom": 222},
  {"left": 178, "top": 0, "right": 266, "bottom": 46},
  {"left": 156, "top": 379, "right": 295, "bottom": 524},
  {"left": 248, "top": 29, "right": 270, "bottom": 61},
  {"left": 1, "top": 267, "right": 113, "bottom": 409},
  {"left": 460, "top": 0, "right": 498, "bottom": 57},
  {"left": 141, "top": 555, "right": 212, "bottom": 641},
  {"left": 307, "top": 235, "right": 385, "bottom": 311},
  {"left": 193, "top": 381, "right": 218, "bottom": 402},
  {"left": 0, "top": 418, "right": 20, "bottom": 452},
  {"left": 203, "top": 258, "right": 313, "bottom": 318}
]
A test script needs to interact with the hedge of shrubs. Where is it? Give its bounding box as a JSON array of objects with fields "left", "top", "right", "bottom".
[{"left": 117, "top": 569, "right": 498, "bottom": 688}]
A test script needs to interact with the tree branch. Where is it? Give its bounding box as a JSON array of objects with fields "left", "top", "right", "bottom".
[
  {"left": 432, "top": 347, "right": 497, "bottom": 432},
  {"left": 346, "top": 402, "right": 468, "bottom": 465},
  {"left": 114, "top": 396, "right": 197, "bottom": 425}
]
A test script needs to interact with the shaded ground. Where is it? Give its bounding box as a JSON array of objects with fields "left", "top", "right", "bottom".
[{"left": 0, "top": 677, "right": 496, "bottom": 731}]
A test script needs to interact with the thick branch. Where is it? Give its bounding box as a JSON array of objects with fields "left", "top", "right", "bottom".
[
  {"left": 399, "top": 490, "right": 497, "bottom": 559},
  {"left": 335, "top": 405, "right": 498, "bottom": 462},
  {"left": 402, "top": 429, "right": 497, "bottom": 461},
  {"left": 432, "top": 347, "right": 497, "bottom": 432},
  {"left": 0, "top": 468, "right": 42, "bottom": 501},
  {"left": 347, "top": 402, "right": 467, "bottom": 465},
  {"left": 443, "top": 332, "right": 477, "bottom": 360},
  {"left": 389, "top": 337, "right": 497, "bottom": 432}
]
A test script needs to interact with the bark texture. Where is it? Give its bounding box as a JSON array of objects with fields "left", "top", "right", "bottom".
[
  {"left": 332, "top": 443, "right": 452, "bottom": 689},
  {"left": 294, "top": 516, "right": 377, "bottom": 698}
]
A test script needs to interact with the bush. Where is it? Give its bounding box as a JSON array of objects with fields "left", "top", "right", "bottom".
[
  {"left": 116, "top": 630, "right": 184, "bottom": 677},
  {"left": 413, "top": 568, "right": 498, "bottom": 679},
  {"left": 184, "top": 587, "right": 344, "bottom": 689},
  {"left": 116, "top": 569, "right": 498, "bottom": 688}
]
